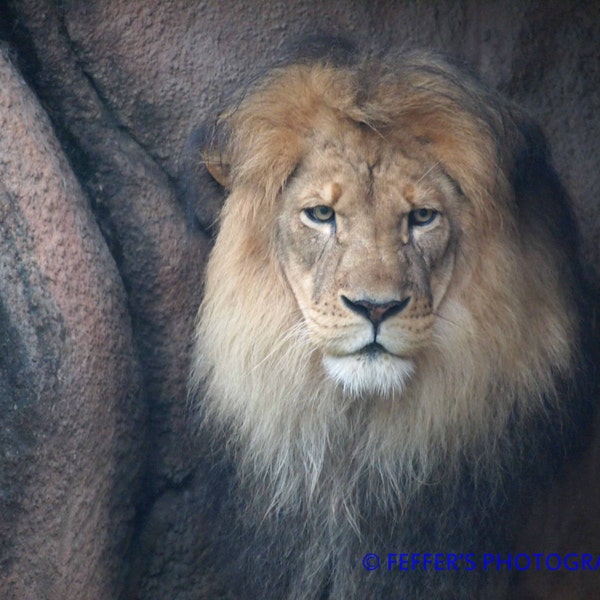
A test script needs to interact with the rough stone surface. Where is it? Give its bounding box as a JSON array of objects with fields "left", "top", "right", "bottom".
[
  {"left": 0, "top": 43, "right": 144, "bottom": 598},
  {"left": 0, "top": 1, "right": 598, "bottom": 598}
]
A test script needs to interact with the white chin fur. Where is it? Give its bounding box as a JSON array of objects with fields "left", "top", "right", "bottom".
[{"left": 322, "top": 353, "right": 414, "bottom": 397}]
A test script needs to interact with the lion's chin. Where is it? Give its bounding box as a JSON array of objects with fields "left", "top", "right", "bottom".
[{"left": 322, "top": 351, "right": 414, "bottom": 397}]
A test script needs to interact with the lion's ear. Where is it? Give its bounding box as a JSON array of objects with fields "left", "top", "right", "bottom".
[{"left": 202, "top": 149, "right": 231, "bottom": 189}]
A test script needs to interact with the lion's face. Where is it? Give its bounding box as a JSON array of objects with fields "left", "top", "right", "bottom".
[{"left": 275, "top": 127, "right": 459, "bottom": 395}]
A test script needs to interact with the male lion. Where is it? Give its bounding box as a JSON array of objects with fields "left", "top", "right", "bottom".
[{"left": 190, "top": 41, "right": 595, "bottom": 599}]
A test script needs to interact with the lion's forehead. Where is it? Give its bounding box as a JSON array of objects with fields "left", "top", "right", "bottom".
[{"left": 294, "top": 133, "right": 452, "bottom": 218}]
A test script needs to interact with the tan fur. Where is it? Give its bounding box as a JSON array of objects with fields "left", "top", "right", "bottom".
[{"left": 191, "top": 52, "right": 581, "bottom": 573}]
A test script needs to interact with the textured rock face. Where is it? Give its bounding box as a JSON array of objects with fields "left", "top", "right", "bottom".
[
  {"left": 0, "top": 1, "right": 598, "bottom": 599},
  {"left": 0, "top": 45, "right": 144, "bottom": 599}
]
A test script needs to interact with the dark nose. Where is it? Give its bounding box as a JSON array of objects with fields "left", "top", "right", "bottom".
[{"left": 341, "top": 295, "right": 410, "bottom": 328}]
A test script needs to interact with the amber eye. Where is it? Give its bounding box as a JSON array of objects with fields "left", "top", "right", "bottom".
[
  {"left": 304, "top": 205, "right": 335, "bottom": 224},
  {"left": 409, "top": 208, "right": 439, "bottom": 227}
]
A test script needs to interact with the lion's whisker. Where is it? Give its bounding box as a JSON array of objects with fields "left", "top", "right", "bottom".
[
  {"left": 250, "top": 321, "right": 311, "bottom": 372},
  {"left": 432, "top": 311, "right": 463, "bottom": 330},
  {"left": 416, "top": 159, "right": 441, "bottom": 184}
]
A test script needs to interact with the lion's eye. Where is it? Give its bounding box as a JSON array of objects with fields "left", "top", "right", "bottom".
[
  {"left": 304, "top": 205, "right": 335, "bottom": 224},
  {"left": 409, "top": 208, "right": 439, "bottom": 227}
]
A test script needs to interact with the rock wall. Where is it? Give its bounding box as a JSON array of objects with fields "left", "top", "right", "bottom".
[{"left": 0, "top": 1, "right": 598, "bottom": 598}]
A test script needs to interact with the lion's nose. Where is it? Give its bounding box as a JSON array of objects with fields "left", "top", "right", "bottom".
[{"left": 341, "top": 295, "right": 410, "bottom": 327}]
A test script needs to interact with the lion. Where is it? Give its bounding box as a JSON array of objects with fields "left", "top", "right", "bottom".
[{"left": 189, "top": 42, "right": 595, "bottom": 599}]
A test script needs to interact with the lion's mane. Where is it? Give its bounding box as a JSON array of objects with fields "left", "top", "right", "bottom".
[{"left": 190, "top": 44, "right": 594, "bottom": 599}]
